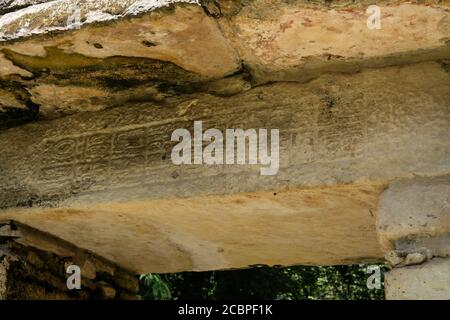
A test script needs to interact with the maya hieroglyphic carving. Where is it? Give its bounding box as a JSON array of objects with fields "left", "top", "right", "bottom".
[
  {"left": 35, "top": 91, "right": 366, "bottom": 196},
  {"left": 38, "top": 123, "right": 174, "bottom": 192}
]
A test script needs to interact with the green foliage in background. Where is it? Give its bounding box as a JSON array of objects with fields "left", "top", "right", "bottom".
[
  {"left": 139, "top": 273, "right": 172, "bottom": 300},
  {"left": 139, "top": 264, "right": 388, "bottom": 300}
]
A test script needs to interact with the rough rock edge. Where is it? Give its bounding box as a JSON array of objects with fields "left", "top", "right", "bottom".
[
  {"left": 3, "top": 1, "right": 449, "bottom": 42},
  {"left": 0, "top": 0, "right": 51, "bottom": 15},
  {"left": 0, "top": 0, "right": 200, "bottom": 42}
]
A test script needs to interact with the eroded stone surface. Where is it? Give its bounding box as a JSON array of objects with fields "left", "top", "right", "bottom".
[
  {"left": 0, "top": 2, "right": 239, "bottom": 78},
  {"left": 377, "top": 175, "right": 450, "bottom": 253},
  {"left": 0, "top": 2, "right": 242, "bottom": 121},
  {"left": 0, "top": 62, "right": 448, "bottom": 272},
  {"left": 0, "top": 62, "right": 448, "bottom": 208},
  {"left": 0, "top": 0, "right": 199, "bottom": 41},
  {"left": 385, "top": 258, "right": 450, "bottom": 300},
  {"left": 222, "top": 2, "right": 450, "bottom": 83},
  {"left": 2, "top": 182, "right": 385, "bottom": 273},
  {"left": 0, "top": 1, "right": 449, "bottom": 123}
]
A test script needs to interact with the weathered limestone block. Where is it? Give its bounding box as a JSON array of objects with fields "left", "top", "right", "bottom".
[
  {"left": 0, "top": 1, "right": 241, "bottom": 121},
  {"left": 1, "top": 62, "right": 449, "bottom": 208},
  {"left": 0, "top": 1, "right": 448, "bottom": 122},
  {"left": 377, "top": 175, "right": 450, "bottom": 265},
  {"left": 377, "top": 175, "right": 449, "bottom": 299},
  {"left": 0, "top": 1, "right": 239, "bottom": 78},
  {"left": 217, "top": 0, "right": 450, "bottom": 83},
  {"left": 385, "top": 258, "right": 450, "bottom": 300},
  {"left": 0, "top": 62, "right": 448, "bottom": 273},
  {"left": 0, "top": 0, "right": 199, "bottom": 42}
]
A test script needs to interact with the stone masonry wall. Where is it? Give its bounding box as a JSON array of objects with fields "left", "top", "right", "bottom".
[{"left": 0, "top": 221, "right": 138, "bottom": 299}]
